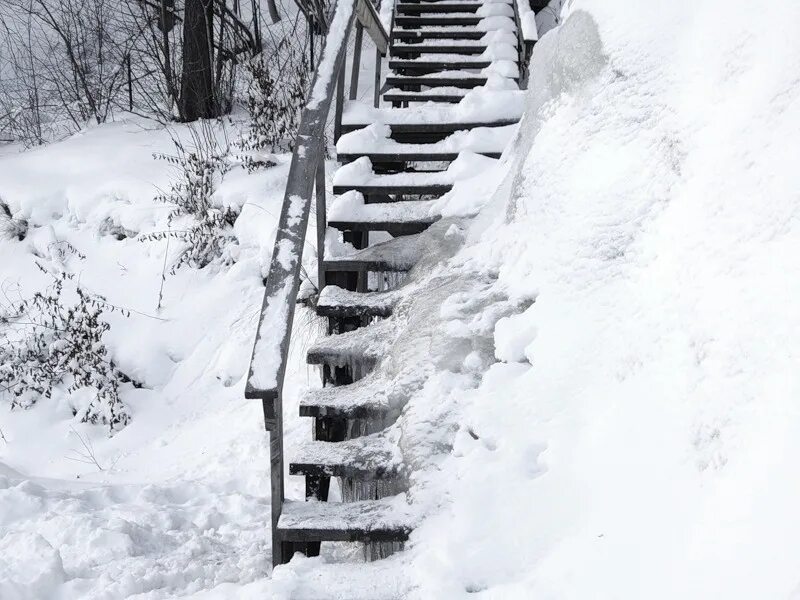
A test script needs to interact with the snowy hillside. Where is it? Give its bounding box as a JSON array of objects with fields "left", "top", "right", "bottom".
[
  {"left": 395, "top": 0, "right": 800, "bottom": 597},
  {"left": 2, "top": 0, "right": 800, "bottom": 597}
]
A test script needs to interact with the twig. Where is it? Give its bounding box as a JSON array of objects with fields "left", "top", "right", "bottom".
[{"left": 66, "top": 425, "right": 104, "bottom": 471}]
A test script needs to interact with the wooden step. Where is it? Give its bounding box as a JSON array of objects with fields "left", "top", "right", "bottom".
[
  {"left": 289, "top": 433, "right": 402, "bottom": 479},
  {"left": 341, "top": 118, "right": 519, "bottom": 137},
  {"left": 391, "top": 43, "right": 488, "bottom": 55},
  {"left": 332, "top": 182, "right": 452, "bottom": 196},
  {"left": 324, "top": 233, "right": 423, "bottom": 274},
  {"left": 389, "top": 59, "right": 491, "bottom": 74},
  {"left": 299, "top": 374, "right": 392, "bottom": 418},
  {"left": 395, "top": 15, "right": 482, "bottom": 27},
  {"left": 385, "top": 74, "right": 491, "bottom": 89},
  {"left": 278, "top": 496, "right": 413, "bottom": 543},
  {"left": 392, "top": 29, "right": 488, "bottom": 41},
  {"left": 306, "top": 320, "right": 391, "bottom": 370},
  {"left": 397, "top": 2, "right": 483, "bottom": 13},
  {"left": 329, "top": 197, "right": 440, "bottom": 234},
  {"left": 385, "top": 92, "right": 465, "bottom": 104},
  {"left": 337, "top": 150, "right": 501, "bottom": 164},
  {"left": 316, "top": 285, "right": 401, "bottom": 319}
]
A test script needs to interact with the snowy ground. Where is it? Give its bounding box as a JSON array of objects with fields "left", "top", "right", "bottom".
[{"left": 0, "top": 115, "right": 328, "bottom": 598}]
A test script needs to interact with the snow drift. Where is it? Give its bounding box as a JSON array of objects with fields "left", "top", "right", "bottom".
[{"left": 404, "top": 0, "right": 800, "bottom": 597}]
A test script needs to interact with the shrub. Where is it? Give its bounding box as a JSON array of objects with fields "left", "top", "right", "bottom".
[
  {"left": 146, "top": 124, "right": 238, "bottom": 271},
  {"left": 0, "top": 267, "right": 132, "bottom": 432}
]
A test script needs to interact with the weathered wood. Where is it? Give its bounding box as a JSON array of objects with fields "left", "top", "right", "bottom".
[
  {"left": 337, "top": 150, "right": 502, "bottom": 164},
  {"left": 350, "top": 23, "right": 364, "bottom": 100},
  {"left": 392, "top": 29, "right": 486, "bottom": 40},
  {"left": 396, "top": 2, "right": 483, "bottom": 13},
  {"left": 374, "top": 47, "right": 382, "bottom": 107},
  {"left": 332, "top": 182, "right": 453, "bottom": 196},
  {"left": 395, "top": 15, "right": 482, "bottom": 26},
  {"left": 334, "top": 64, "right": 346, "bottom": 142},
  {"left": 354, "top": 0, "right": 389, "bottom": 54},
  {"left": 341, "top": 117, "right": 519, "bottom": 136},
  {"left": 389, "top": 59, "right": 492, "bottom": 74},
  {"left": 315, "top": 160, "right": 327, "bottom": 296}
]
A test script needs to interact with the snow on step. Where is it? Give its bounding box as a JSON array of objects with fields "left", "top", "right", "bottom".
[
  {"left": 278, "top": 495, "right": 413, "bottom": 542},
  {"left": 396, "top": 2, "right": 514, "bottom": 17},
  {"left": 342, "top": 92, "right": 523, "bottom": 129},
  {"left": 337, "top": 123, "right": 514, "bottom": 163},
  {"left": 391, "top": 30, "right": 518, "bottom": 50},
  {"left": 316, "top": 285, "right": 403, "bottom": 319},
  {"left": 391, "top": 44, "right": 518, "bottom": 62},
  {"left": 299, "top": 373, "right": 392, "bottom": 418},
  {"left": 395, "top": 15, "right": 516, "bottom": 31},
  {"left": 325, "top": 232, "right": 424, "bottom": 273},
  {"left": 289, "top": 432, "right": 403, "bottom": 479},
  {"left": 332, "top": 157, "right": 456, "bottom": 195},
  {"left": 329, "top": 191, "right": 439, "bottom": 234},
  {"left": 306, "top": 319, "right": 393, "bottom": 369}
]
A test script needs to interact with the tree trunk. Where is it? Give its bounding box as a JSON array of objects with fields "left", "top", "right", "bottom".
[{"left": 179, "top": 0, "right": 216, "bottom": 121}]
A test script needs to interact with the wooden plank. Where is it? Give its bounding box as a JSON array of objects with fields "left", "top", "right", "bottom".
[
  {"left": 340, "top": 118, "right": 519, "bottom": 135},
  {"left": 332, "top": 183, "right": 453, "bottom": 195},
  {"left": 395, "top": 15, "right": 481, "bottom": 26}
]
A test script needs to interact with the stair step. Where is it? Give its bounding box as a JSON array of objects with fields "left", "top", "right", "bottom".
[
  {"left": 316, "top": 285, "right": 401, "bottom": 319},
  {"left": 395, "top": 15, "right": 481, "bottom": 26},
  {"left": 306, "top": 319, "right": 392, "bottom": 369},
  {"left": 385, "top": 92, "right": 466, "bottom": 104},
  {"left": 299, "top": 374, "right": 392, "bottom": 418},
  {"left": 342, "top": 118, "right": 519, "bottom": 137},
  {"left": 329, "top": 197, "right": 440, "bottom": 234},
  {"left": 333, "top": 182, "right": 452, "bottom": 196},
  {"left": 386, "top": 74, "right": 491, "bottom": 89},
  {"left": 338, "top": 149, "right": 501, "bottom": 164},
  {"left": 336, "top": 123, "right": 514, "bottom": 165},
  {"left": 278, "top": 495, "right": 413, "bottom": 543},
  {"left": 389, "top": 59, "right": 492, "bottom": 74},
  {"left": 324, "top": 232, "right": 423, "bottom": 274},
  {"left": 397, "top": 2, "right": 483, "bottom": 13},
  {"left": 290, "top": 432, "right": 402, "bottom": 479},
  {"left": 393, "top": 29, "right": 491, "bottom": 41},
  {"left": 391, "top": 43, "right": 488, "bottom": 55}
]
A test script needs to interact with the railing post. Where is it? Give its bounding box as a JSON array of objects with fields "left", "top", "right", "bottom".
[
  {"left": 374, "top": 47, "right": 381, "bottom": 108},
  {"left": 316, "top": 158, "right": 327, "bottom": 294},
  {"left": 350, "top": 23, "right": 364, "bottom": 100},
  {"left": 334, "top": 61, "right": 346, "bottom": 142},
  {"left": 266, "top": 405, "right": 287, "bottom": 566}
]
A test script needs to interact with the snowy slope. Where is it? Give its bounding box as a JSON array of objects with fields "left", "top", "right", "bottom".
[
  {"left": 0, "top": 117, "right": 329, "bottom": 598},
  {"left": 396, "top": 0, "right": 800, "bottom": 598}
]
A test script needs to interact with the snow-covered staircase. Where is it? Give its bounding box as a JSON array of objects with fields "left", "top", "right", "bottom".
[{"left": 246, "top": 0, "right": 541, "bottom": 582}]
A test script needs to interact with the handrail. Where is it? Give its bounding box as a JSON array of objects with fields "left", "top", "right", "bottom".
[{"left": 244, "top": 0, "right": 389, "bottom": 567}]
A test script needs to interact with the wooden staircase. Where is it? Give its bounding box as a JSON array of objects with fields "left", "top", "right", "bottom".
[{"left": 246, "top": 0, "right": 540, "bottom": 577}]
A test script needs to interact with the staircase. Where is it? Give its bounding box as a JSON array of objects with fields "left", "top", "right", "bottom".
[{"left": 246, "top": 0, "right": 540, "bottom": 578}]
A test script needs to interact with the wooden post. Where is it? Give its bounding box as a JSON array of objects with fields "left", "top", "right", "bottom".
[
  {"left": 374, "top": 47, "right": 381, "bottom": 108},
  {"left": 334, "top": 62, "right": 346, "bottom": 142},
  {"left": 266, "top": 407, "right": 288, "bottom": 566},
  {"left": 315, "top": 159, "right": 327, "bottom": 295},
  {"left": 349, "top": 23, "right": 364, "bottom": 100}
]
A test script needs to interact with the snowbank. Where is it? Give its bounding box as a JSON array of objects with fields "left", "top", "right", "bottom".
[{"left": 405, "top": 0, "right": 800, "bottom": 597}]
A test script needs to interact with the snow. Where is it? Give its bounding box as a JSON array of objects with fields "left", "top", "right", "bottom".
[
  {"left": 0, "top": 115, "right": 321, "bottom": 597},
  {"left": 393, "top": 0, "right": 800, "bottom": 597},
  {"left": 342, "top": 90, "right": 524, "bottom": 125}
]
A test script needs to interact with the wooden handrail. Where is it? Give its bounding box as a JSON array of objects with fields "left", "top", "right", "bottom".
[{"left": 244, "top": 0, "right": 389, "bottom": 567}]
